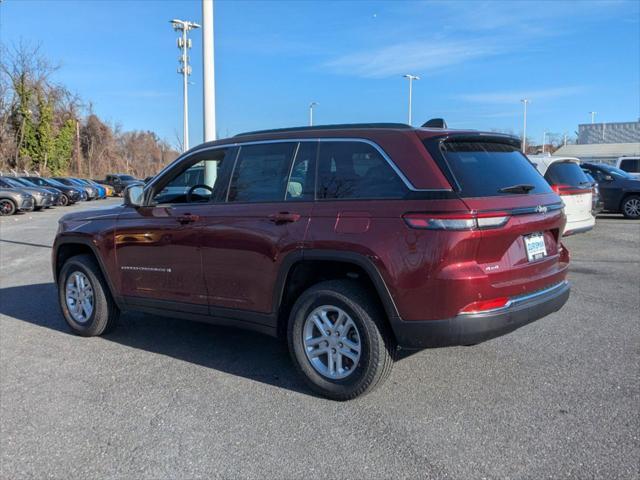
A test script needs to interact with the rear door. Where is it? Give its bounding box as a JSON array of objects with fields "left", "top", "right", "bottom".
[
  {"left": 200, "top": 141, "right": 315, "bottom": 315},
  {"left": 427, "top": 137, "right": 567, "bottom": 296}
]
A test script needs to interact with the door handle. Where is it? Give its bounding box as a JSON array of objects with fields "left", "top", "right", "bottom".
[
  {"left": 268, "top": 212, "right": 301, "bottom": 224},
  {"left": 177, "top": 214, "right": 199, "bottom": 224}
]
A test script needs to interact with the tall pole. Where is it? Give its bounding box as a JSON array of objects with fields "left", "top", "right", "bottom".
[
  {"left": 521, "top": 98, "right": 529, "bottom": 153},
  {"left": 171, "top": 19, "right": 200, "bottom": 153},
  {"left": 589, "top": 111, "right": 596, "bottom": 124},
  {"left": 202, "top": 0, "right": 216, "bottom": 142},
  {"left": 181, "top": 26, "right": 189, "bottom": 151},
  {"left": 542, "top": 130, "right": 547, "bottom": 154},
  {"left": 309, "top": 102, "right": 318, "bottom": 126},
  {"left": 403, "top": 74, "right": 420, "bottom": 125}
]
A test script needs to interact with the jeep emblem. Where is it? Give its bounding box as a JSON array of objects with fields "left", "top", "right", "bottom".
[{"left": 535, "top": 205, "right": 548, "bottom": 214}]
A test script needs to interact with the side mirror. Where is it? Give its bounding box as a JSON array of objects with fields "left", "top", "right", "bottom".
[{"left": 123, "top": 183, "right": 145, "bottom": 207}]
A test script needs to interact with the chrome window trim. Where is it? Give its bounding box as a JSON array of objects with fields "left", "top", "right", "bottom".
[{"left": 146, "top": 137, "right": 452, "bottom": 193}]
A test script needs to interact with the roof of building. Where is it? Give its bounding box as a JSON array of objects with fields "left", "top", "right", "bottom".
[{"left": 553, "top": 143, "right": 640, "bottom": 158}]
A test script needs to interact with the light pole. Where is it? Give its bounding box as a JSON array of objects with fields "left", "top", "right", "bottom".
[
  {"left": 171, "top": 18, "right": 200, "bottom": 152},
  {"left": 309, "top": 102, "right": 318, "bottom": 126},
  {"left": 520, "top": 98, "right": 529, "bottom": 153},
  {"left": 589, "top": 111, "right": 597, "bottom": 124},
  {"left": 403, "top": 74, "right": 420, "bottom": 125},
  {"left": 542, "top": 130, "right": 547, "bottom": 154},
  {"left": 202, "top": 0, "right": 216, "bottom": 143}
]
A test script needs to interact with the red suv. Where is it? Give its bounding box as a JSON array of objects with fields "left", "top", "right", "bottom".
[{"left": 53, "top": 123, "right": 570, "bottom": 400}]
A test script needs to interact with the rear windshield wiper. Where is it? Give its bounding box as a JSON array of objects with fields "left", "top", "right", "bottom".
[{"left": 499, "top": 184, "right": 535, "bottom": 194}]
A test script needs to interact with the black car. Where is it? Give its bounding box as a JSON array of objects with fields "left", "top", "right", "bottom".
[
  {"left": 581, "top": 163, "right": 640, "bottom": 219},
  {"left": 20, "top": 177, "right": 83, "bottom": 206}
]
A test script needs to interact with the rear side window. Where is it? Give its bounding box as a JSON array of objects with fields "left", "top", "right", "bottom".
[
  {"left": 436, "top": 141, "right": 552, "bottom": 197},
  {"left": 317, "top": 141, "right": 407, "bottom": 199},
  {"left": 228, "top": 143, "right": 296, "bottom": 202},
  {"left": 620, "top": 159, "right": 640, "bottom": 173},
  {"left": 544, "top": 162, "right": 590, "bottom": 187}
]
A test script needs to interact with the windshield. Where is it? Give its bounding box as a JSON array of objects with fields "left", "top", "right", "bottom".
[
  {"left": 44, "top": 178, "right": 67, "bottom": 187},
  {"left": 544, "top": 161, "right": 590, "bottom": 186},
  {"left": 119, "top": 175, "right": 136, "bottom": 181},
  {"left": 1, "top": 177, "right": 26, "bottom": 188},
  {"left": 434, "top": 141, "right": 552, "bottom": 197},
  {"left": 10, "top": 177, "right": 33, "bottom": 187}
]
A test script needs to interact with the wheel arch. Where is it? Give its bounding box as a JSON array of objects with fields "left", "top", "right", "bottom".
[{"left": 274, "top": 250, "right": 400, "bottom": 338}]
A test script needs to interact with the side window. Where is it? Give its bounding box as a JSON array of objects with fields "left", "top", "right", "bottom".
[
  {"left": 621, "top": 159, "right": 640, "bottom": 173},
  {"left": 286, "top": 142, "right": 317, "bottom": 201},
  {"left": 317, "top": 141, "right": 407, "bottom": 199},
  {"left": 228, "top": 143, "right": 296, "bottom": 203},
  {"left": 152, "top": 148, "right": 232, "bottom": 204}
]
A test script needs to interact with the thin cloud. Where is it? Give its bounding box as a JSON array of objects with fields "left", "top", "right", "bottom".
[
  {"left": 456, "top": 86, "right": 588, "bottom": 104},
  {"left": 323, "top": 38, "right": 505, "bottom": 78}
]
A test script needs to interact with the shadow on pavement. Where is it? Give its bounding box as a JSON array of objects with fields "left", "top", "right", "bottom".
[{"left": 0, "top": 282, "right": 311, "bottom": 396}]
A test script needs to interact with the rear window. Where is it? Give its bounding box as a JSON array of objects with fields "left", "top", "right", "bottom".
[
  {"left": 544, "top": 162, "right": 590, "bottom": 187},
  {"left": 436, "top": 141, "right": 552, "bottom": 197}
]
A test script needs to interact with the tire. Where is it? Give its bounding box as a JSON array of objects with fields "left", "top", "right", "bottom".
[
  {"left": 287, "top": 280, "right": 396, "bottom": 400},
  {"left": 0, "top": 198, "right": 16, "bottom": 216},
  {"left": 59, "top": 194, "right": 69, "bottom": 206},
  {"left": 58, "top": 254, "right": 119, "bottom": 336},
  {"left": 34, "top": 205, "right": 43, "bottom": 211},
  {"left": 621, "top": 195, "right": 640, "bottom": 219}
]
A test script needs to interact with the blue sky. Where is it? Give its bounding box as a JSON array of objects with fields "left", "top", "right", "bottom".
[{"left": 1, "top": 0, "right": 638, "bottom": 147}]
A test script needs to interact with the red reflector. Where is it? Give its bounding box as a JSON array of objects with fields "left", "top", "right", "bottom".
[{"left": 459, "top": 297, "right": 510, "bottom": 314}]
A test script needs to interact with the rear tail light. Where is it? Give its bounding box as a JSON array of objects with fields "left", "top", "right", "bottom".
[
  {"left": 551, "top": 184, "right": 589, "bottom": 195},
  {"left": 403, "top": 212, "right": 509, "bottom": 231},
  {"left": 459, "top": 297, "right": 510, "bottom": 314}
]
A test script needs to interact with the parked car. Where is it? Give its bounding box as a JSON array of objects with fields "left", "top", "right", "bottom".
[
  {"left": 581, "top": 163, "right": 640, "bottom": 219},
  {"left": 85, "top": 179, "right": 114, "bottom": 197},
  {"left": 582, "top": 171, "right": 604, "bottom": 214},
  {"left": 0, "top": 187, "right": 34, "bottom": 215},
  {"left": 73, "top": 178, "right": 106, "bottom": 199},
  {"left": 53, "top": 177, "right": 98, "bottom": 200},
  {"left": 6, "top": 176, "right": 62, "bottom": 206},
  {"left": 20, "top": 176, "right": 83, "bottom": 206},
  {"left": 99, "top": 174, "right": 139, "bottom": 195},
  {"left": 53, "top": 123, "right": 571, "bottom": 400},
  {"left": 530, "top": 156, "right": 595, "bottom": 236},
  {"left": 0, "top": 176, "right": 54, "bottom": 210},
  {"left": 616, "top": 157, "right": 640, "bottom": 178}
]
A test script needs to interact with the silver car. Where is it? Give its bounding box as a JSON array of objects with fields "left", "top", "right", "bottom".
[
  {"left": 0, "top": 176, "right": 53, "bottom": 210},
  {"left": 0, "top": 188, "right": 35, "bottom": 216}
]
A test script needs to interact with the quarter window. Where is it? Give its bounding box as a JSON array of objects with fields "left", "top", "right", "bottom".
[
  {"left": 317, "top": 141, "right": 406, "bottom": 199},
  {"left": 228, "top": 143, "right": 296, "bottom": 203}
]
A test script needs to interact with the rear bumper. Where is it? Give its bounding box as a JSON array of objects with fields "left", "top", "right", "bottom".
[
  {"left": 563, "top": 216, "right": 595, "bottom": 236},
  {"left": 392, "top": 281, "right": 570, "bottom": 349}
]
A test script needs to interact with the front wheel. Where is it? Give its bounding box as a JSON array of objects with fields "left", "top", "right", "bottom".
[
  {"left": 288, "top": 280, "right": 396, "bottom": 400},
  {"left": 622, "top": 195, "right": 640, "bottom": 219},
  {"left": 0, "top": 199, "right": 16, "bottom": 216},
  {"left": 59, "top": 194, "right": 69, "bottom": 206},
  {"left": 58, "top": 254, "right": 119, "bottom": 336}
]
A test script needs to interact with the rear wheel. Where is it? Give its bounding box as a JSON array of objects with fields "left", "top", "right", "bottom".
[
  {"left": 58, "top": 254, "right": 119, "bottom": 336},
  {"left": 622, "top": 195, "right": 640, "bottom": 219},
  {"left": 0, "top": 199, "right": 16, "bottom": 216},
  {"left": 288, "top": 280, "right": 396, "bottom": 400}
]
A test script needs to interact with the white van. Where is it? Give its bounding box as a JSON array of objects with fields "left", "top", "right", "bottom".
[
  {"left": 616, "top": 157, "right": 640, "bottom": 178},
  {"left": 529, "top": 155, "right": 595, "bottom": 236}
]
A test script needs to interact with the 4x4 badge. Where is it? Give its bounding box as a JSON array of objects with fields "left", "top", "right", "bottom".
[{"left": 535, "top": 205, "right": 548, "bottom": 214}]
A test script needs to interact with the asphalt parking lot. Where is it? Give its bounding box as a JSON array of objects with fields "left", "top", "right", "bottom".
[{"left": 1, "top": 199, "right": 638, "bottom": 479}]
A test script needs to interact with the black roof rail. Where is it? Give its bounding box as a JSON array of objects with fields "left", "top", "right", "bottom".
[{"left": 234, "top": 123, "right": 412, "bottom": 137}]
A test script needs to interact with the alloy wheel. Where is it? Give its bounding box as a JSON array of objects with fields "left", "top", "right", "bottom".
[
  {"left": 302, "top": 305, "right": 362, "bottom": 380},
  {"left": 0, "top": 199, "right": 15, "bottom": 216},
  {"left": 623, "top": 198, "right": 640, "bottom": 218},
  {"left": 65, "top": 271, "right": 94, "bottom": 323}
]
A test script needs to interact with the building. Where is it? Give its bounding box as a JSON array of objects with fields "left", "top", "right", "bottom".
[
  {"left": 577, "top": 120, "right": 640, "bottom": 144},
  {"left": 552, "top": 143, "right": 640, "bottom": 165}
]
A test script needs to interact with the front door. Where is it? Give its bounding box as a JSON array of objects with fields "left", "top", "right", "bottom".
[{"left": 115, "top": 147, "right": 234, "bottom": 310}]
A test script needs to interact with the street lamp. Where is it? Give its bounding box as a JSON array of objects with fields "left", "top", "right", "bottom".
[
  {"left": 403, "top": 74, "right": 420, "bottom": 126},
  {"left": 542, "top": 130, "right": 547, "bottom": 154},
  {"left": 309, "top": 102, "right": 318, "bottom": 126},
  {"left": 589, "top": 111, "right": 597, "bottom": 124},
  {"left": 170, "top": 18, "right": 201, "bottom": 152},
  {"left": 520, "top": 98, "right": 529, "bottom": 153}
]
